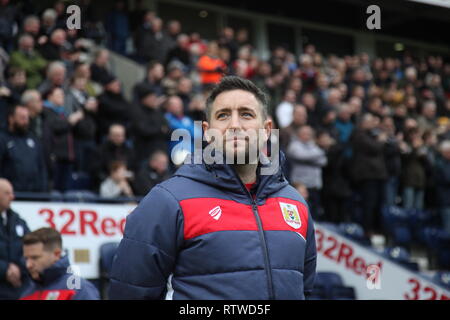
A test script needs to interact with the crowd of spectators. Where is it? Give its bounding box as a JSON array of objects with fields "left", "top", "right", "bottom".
[{"left": 0, "top": 0, "right": 450, "bottom": 237}]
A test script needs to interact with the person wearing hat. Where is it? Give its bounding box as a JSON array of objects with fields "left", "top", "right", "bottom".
[{"left": 130, "top": 86, "right": 170, "bottom": 171}]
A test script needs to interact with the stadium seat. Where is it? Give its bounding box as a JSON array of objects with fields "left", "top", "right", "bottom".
[
  {"left": 383, "top": 246, "right": 419, "bottom": 271},
  {"left": 63, "top": 190, "right": 99, "bottom": 202},
  {"left": 99, "top": 242, "right": 120, "bottom": 299},
  {"left": 432, "top": 271, "right": 450, "bottom": 290},
  {"left": 338, "top": 222, "right": 372, "bottom": 246},
  {"left": 382, "top": 206, "right": 412, "bottom": 246},
  {"left": 314, "top": 272, "right": 356, "bottom": 300}
]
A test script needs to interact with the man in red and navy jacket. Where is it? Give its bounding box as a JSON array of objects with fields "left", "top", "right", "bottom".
[
  {"left": 109, "top": 76, "right": 317, "bottom": 300},
  {"left": 20, "top": 227, "right": 99, "bottom": 300}
]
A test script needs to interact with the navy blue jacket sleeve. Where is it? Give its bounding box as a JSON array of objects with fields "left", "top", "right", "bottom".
[
  {"left": 108, "top": 185, "right": 184, "bottom": 300},
  {"left": 73, "top": 279, "right": 100, "bottom": 300},
  {"left": 303, "top": 211, "right": 317, "bottom": 297}
]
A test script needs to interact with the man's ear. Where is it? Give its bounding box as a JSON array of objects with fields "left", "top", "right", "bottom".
[
  {"left": 202, "top": 121, "right": 210, "bottom": 143},
  {"left": 53, "top": 248, "right": 62, "bottom": 261}
]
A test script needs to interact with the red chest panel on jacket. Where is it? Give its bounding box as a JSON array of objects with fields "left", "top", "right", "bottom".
[
  {"left": 180, "top": 197, "right": 309, "bottom": 240},
  {"left": 20, "top": 289, "right": 76, "bottom": 300}
]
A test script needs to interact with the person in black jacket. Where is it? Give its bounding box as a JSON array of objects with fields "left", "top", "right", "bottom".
[
  {"left": 0, "top": 178, "right": 31, "bottom": 300},
  {"left": 350, "top": 113, "right": 388, "bottom": 234},
  {"left": 133, "top": 150, "right": 171, "bottom": 196},
  {"left": 130, "top": 87, "right": 170, "bottom": 170},
  {"left": 0, "top": 105, "right": 47, "bottom": 192},
  {"left": 97, "top": 76, "right": 131, "bottom": 139}
]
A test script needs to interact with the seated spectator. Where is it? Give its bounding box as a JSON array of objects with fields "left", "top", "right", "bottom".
[
  {"left": 0, "top": 105, "right": 47, "bottom": 192},
  {"left": 100, "top": 160, "right": 134, "bottom": 198},
  {"left": 97, "top": 76, "right": 131, "bottom": 138},
  {"left": 38, "top": 28, "right": 67, "bottom": 61},
  {"left": 9, "top": 34, "right": 47, "bottom": 89},
  {"left": 90, "top": 49, "right": 115, "bottom": 85},
  {"left": 133, "top": 150, "right": 171, "bottom": 196},
  {"left": 131, "top": 87, "right": 170, "bottom": 169},
  {"left": 287, "top": 125, "right": 327, "bottom": 220},
  {"left": 132, "top": 60, "right": 165, "bottom": 104},
  {"left": 435, "top": 140, "right": 450, "bottom": 234},
  {"left": 20, "top": 227, "right": 99, "bottom": 300},
  {"left": 197, "top": 40, "right": 226, "bottom": 89},
  {"left": 91, "top": 123, "right": 135, "bottom": 190},
  {"left": 37, "top": 60, "right": 68, "bottom": 94}
]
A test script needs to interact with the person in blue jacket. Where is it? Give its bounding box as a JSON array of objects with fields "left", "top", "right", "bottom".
[
  {"left": 109, "top": 76, "right": 317, "bottom": 300},
  {"left": 20, "top": 227, "right": 99, "bottom": 300}
]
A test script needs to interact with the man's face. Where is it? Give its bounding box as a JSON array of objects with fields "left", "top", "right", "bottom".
[
  {"left": 109, "top": 126, "right": 125, "bottom": 146},
  {"left": 10, "top": 107, "right": 30, "bottom": 134},
  {"left": 23, "top": 243, "right": 60, "bottom": 280},
  {"left": 0, "top": 181, "right": 14, "bottom": 212},
  {"left": 203, "top": 89, "right": 272, "bottom": 163},
  {"left": 150, "top": 154, "right": 168, "bottom": 174}
]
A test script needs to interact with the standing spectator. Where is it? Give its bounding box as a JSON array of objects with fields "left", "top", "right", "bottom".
[
  {"left": 64, "top": 77, "right": 98, "bottom": 173},
  {"left": 20, "top": 89, "right": 44, "bottom": 140},
  {"left": 9, "top": 34, "right": 47, "bottom": 89},
  {"left": 90, "top": 124, "right": 135, "bottom": 190},
  {"left": 100, "top": 160, "right": 134, "bottom": 198},
  {"left": 276, "top": 89, "right": 297, "bottom": 129},
  {"left": 287, "top": 125, "right": 327, "bottom": 220},
  {"left": 90, "top": 49, "right": 115, "bottom": 85},
  {"left": 38, "top": 28, "right": 67, "bottom": 61},
  {"left": 0, "top": 105, "right": 47, "bottom": 192},
  {"left": 105, "top": 0, "right": 130, "bottom": 56},
  {"left": 401, "top": 128, "right": 428, "bottom": 210},
  {"left": 20, "top": 15, "right": 41, "bottom": 42},
  {"left": 279, "top": 104, "right": 308, "bottom": 151},
  {"left": 131, "top": 87, "right": 170, "bottom": 170},
  {"left": 350, "top": 113, "right": 388, "bottom": 234},
  {"left": 133, "top": 150, "right": 171, "bottom": 196},
  {"left": 435, "top": 141, "right": 450, "bottom": 234},
  {"left": 197, "top": 41, "right": 226, "bottom": 90},
  {"left": 218, "top": 27, "right": 238, "bottom": 63},
  {"left": 417, "top": 100, "right": 437, "bottom": 132},
  {"left": 134, "top": 16, "right": 171, "bottom": 64},
  {"left": 165, "top": 95, "right": 200, "bottom": 162},
  {"left": 0, "top": 178, "right": 30, "bottom": 300},
  {"left": 42, "top": 87, "right": 80, "bottom": 192},
  {"left": 39, "top": 8, "right": 57, "bottom": 38},
  {"left": 334, "top": 103, "right": 354, "bottom": 146},
  {"left": 132, "top": 60, "right": 165, "bottom": 104},
  {"left": 37, "top": 61, "right": 68, "bottom": 95},
  {"left": 4, "top": 67, "right": 27, "bottom": 105},
  {"left": 165, "top": 33, "right": 191, "bottom": 71},
  {"left": 161, "top": 60, "right": 184, "bottom": 96},
  {"left": 0, "top": 0, "right": 18, "bottom": 52},
  {"left": 176, "top": 77, "right": 193, "bottom": 114},
  {"left": 97, "top": 76, "right": 131, "bottom": 138}
]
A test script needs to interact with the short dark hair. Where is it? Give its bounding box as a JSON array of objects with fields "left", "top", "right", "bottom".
[
  {"left": 205, "top": 76, "right": 269, "bottom": 121},
  {"left": 23, "top": 227, "right": 62, "bottom": 251}
]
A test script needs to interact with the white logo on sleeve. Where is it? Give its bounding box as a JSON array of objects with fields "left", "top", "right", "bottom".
[
  {"left": 16, "top": 225, "right": 24, "bottom": 237},
  {"left": 208, "top": 206, "right": 222, "bottom": 221}
]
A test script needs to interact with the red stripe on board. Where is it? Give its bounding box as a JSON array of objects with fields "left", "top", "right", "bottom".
[
  {"left": 180, "top": 197, "right": 309, "bottom": 240},
  {"left": 20, "top": 289, "right": 76, "bottom": 300}
]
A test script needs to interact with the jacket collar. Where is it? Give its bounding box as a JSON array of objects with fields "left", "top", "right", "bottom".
[{"left": 35, "top": 255, "right": 71, "bottom": 286}]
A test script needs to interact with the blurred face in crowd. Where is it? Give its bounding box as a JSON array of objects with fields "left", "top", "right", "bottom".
[
  {"left": 284, "top": 90, "right": 296, "bottom": 104},
  {"left": 151, "top": 17, "right": 163, "bottom": 33},
  {"left": 149, "top": 63, "right": 164, "bottom": 82},
  {"left": 24, "top": 18, "right": 40, "bottom": 35},
  {"left": 292, "top": 104, "right": 307, "bottom": 126},
  {"left": 302, "top": 93, "right": 316, "bottom": 111},
  {"left": 338, "top": 104, "right": 352, "bottom": 122},
  {"left": 317, "top": 132, "right": 335, "bottom": 150},
  {"left": 381, "top": 117, "right": 395, "bottom": 135},
  {"left": 0, "top": 179, "right": 14, "bottom": 212},
  {"left": 178, "top": 78, "right": 192, "bottom": 95},
  {"left": 360, "top": 114, "right": 376, "bottom": 130},
  {"left": 422, "top": 102, "right": 436, "bottom": 119},
  {"left": 441, "top": 143, "right": 450, "bottom": 161},
  {"left": 166, "top": 96, "right": 184, "bottom": 117},
  {"left": 111, "top": 164, "right": 128, "bottom": 182},
  {"left": 298, "top": 126, "right": 313, "bottom": 143},
  {"left": 108, "top": 125, "right": 126, "bottom": 146},
  {"left": 19, "top": 35, "right": 34, "bottom": 52},
  {"left": 203, "top": 89, "right": 272, "bottom": 163},
  {"left": 48, "top": 88, "right": 65, "bottom": 106},
  {"left": 106, "top": 80, "right": 121, "bottom": 94},
  {"left": 75, "top": 63, "right": 91, "bottom": 79},
  {"left": 142, "top": 93, "right": 158, "bottom": 109},
  {"left": 96, "top": 50, "right": 109, "bottom": 66},
  {"left": 49, "top": 66, "right": 66, "bottom": 86},
  {"left": 10, "top": 70, "right": 26, "bottom": 87},
  {"left": 9, "top": 106, "right": 30, "bottom": 134},
  {"left": 24, "top": 91, "right": 43, "bottom": 117},
  {"left": 327, "top": 88, "right": 342, "bottom": 106},
  {"left": 207, "top": 41, "right": 220, "bottom": 57},
  {"left": 23, "top": 242, "right": 61, "bottom": 281},
  {"left": 168, "top": 20, "right": 181, "bottom": 36},
  {"left": 150, "top": 152, "right": 169, "bottom": 174},
  {"left": 51, "top": 29, "right": 66, "bottom": 46}
]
